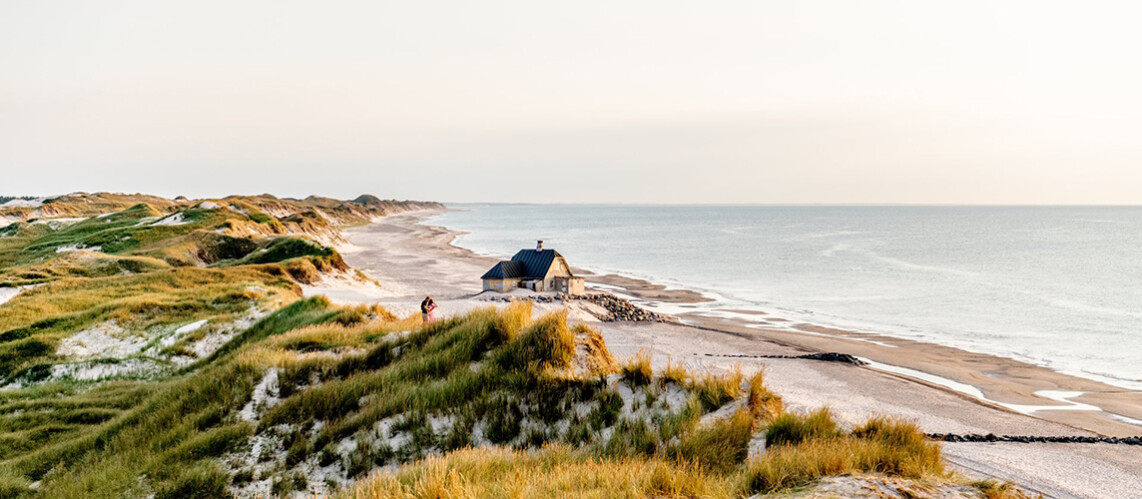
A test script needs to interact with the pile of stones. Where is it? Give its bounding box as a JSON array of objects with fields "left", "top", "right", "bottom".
[
  {"left": 575, "top": 293, "right": 675, "bottom": 323},
  {"left": 482, "top": 292, "right": 675, "bottom": 323}
]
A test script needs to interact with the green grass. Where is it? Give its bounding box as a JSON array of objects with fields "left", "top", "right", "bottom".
[
  {"left": 0, "top": 267, "right": 298, "bottom": 380},
  {"left": 0, "top": 298, "right": 357, "bottom": 497},
  {"left": 220, "top": 236, "right": 335, "bottom": 266},
  {"left": 0, "top": 193, "right": 980, "bottom": 497},
  {"left": 0, "top": 193, "right": 443, "bottom": 496},
  {"left": 764, "top": 407, "right": 843, "bottom": 447},
  {"left": 743, "top": 412, "right": 945, "bottom": 494},
  {"left": 0, "top": 291, "right": 745, "bottom": 496}
]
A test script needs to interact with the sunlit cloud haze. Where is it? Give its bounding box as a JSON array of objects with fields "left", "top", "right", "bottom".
[{"left": 2, "top": 1, "right": 1141, "bottom": 204}]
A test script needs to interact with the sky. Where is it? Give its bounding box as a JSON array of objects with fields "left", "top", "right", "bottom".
[{"left": 2, "top": 1, "right": 1141, "bottom": 204}]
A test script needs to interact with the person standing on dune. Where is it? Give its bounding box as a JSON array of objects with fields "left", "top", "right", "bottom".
[{"left": 421, "top": 296, "right": 436, "bottom": 323}]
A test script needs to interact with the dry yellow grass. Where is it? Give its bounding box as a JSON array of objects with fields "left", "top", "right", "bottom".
[
  {"left": 571, "top": 323, "right": 619, "bottom": 377},
  {"left": 621, "top": 349, "right": 653, "bottom": 386},
  {"left": 0, "top": 192, "right": 1008, "bottom": 498},
  {"left": 689, "top": 365, "right": 743, "bottom": 411},
  {"left": 342, "top": 445, "right": 736, "bottom": 499},
  {"left": 745, "top": 415, "right": 945, "bottom": 494},
  {"left": 746, "top": 370, "right": 783, "bottom": 421},
  {"left": 660, "top": 358, "right": 692, "bottom": 386}
]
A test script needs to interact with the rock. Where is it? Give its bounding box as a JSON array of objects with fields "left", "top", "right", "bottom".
[{"left": 794, "top": 352, "right": 867, "bottom": 365}]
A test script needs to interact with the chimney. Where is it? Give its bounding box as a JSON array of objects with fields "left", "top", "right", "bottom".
[{"left": 536, "top": 240, "right": 544, "bottom": 252}]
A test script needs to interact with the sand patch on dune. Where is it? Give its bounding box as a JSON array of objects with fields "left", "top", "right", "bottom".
[
  {"left": 1, "top": 198, "right": 45, "bottom": 208},
  {"left": 57, "top": 321, "right": 148, "bottom": 359},
  {"left": 151, "top": 213, "right": 188, "bottom": 226},
  {"left": 301, "top": 272, "right": 405, "bottom": 304},
  {"left": 0, "top": 287, "right": 24, "bottom": 306}
]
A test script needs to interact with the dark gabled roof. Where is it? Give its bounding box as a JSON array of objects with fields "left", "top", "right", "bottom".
[
  {"left": 510, "top": 249, "right": 562, "bottom": 279},
  {"left": 482, "top": 248, "right": 576, "bottom": 280},
  {"left": 481, "top": 260, "right": 526, "bottom": 280}
]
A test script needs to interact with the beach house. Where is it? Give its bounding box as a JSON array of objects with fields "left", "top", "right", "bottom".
[{"left": 481, "top": 241, "right": 586, "bottom": 295}]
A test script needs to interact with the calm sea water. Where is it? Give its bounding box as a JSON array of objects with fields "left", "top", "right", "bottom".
[{"left": 432, "top": 205, "right": 1142, "bottom": 390}]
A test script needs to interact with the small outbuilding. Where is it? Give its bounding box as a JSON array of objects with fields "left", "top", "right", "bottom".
[{"left": 481, "top": 241, "right": 586, "bottom": 295}]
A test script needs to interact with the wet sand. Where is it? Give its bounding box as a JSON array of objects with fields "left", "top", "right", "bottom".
[{"left": 325, "top": 210, "right": 1142, "bottom": 499}]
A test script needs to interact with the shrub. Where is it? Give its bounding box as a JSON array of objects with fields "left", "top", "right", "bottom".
[
  {"left": 154, "top": 464, "right": 229, "bottom": 499},
  {"left": 161, "top": 423, "right": 253, "bottom": 462},
  {"left": 495, "top": 312, "right": 575, "bottom": 372},
  {"left": 765, "top": 408, "right": 841, "bottom": 447},
  {"left": 744, "top": 414, "right": 944, "bottom": 494},
  {"left": 588, "top": 390, "right": 623, "bottom": 430},
  {"left": 621, "top": 350, "right": 653, "bottom": 386},
  {"left": 602, "top": 418, "right": 657, "bottom": 457},
  {"left": 572, "top": 324, "right": 619, "bottom": 376},
  {"left": 659, "top": 359, "right": 691, "bottom": 386},
  {"left": 972, "top": 479, "right": 1035, "bottom": 499},
  {"left": 482, "top": 395, "right": 523, "bottom": 444},
  {"left": 746, "top": 370, "right": 782, "bottom": 421},
  {"left": 852, "top": 416, "right": 928, "bottom": 450},
  {"left": 689, "top": 367, "right": 742, "bottom": 412},
  {"left": 231, "top": 468, "right": 254, "bottom": 485},
  {"left": 342, "top": 445, "right": 734, "bottom": 498},
  {"left": 742, "top": 434, "right": 944, "bottom": 494},
  {"left": 240, "top": 237, "right": 334, "bottom": 265},
  {"left": 671, "top": 408, "right": 755, "bottom": 472},
  {"left": 489, "top": 301, "right": 531, "bottom": 343}
]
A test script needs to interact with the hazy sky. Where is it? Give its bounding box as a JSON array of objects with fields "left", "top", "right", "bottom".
[{"left": 2, "top": 1, "right": 1141, "bottom": 204}]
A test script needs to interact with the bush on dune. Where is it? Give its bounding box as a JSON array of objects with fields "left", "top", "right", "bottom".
[
  {"left": 621, "top": 349, "right": 653, "bottom": 386},
  {"left": 494, "top": 310, "right": 575, "bottom": 372},
  {"left": 765, "top": 407, "right": 842, "bottom": 447},
  {"left": 669, "top": 408, "right": 757, "bottom": 472},
  {"left": 744, "top": 413, "right": 945, "bottom": 494},
  {"left": 342, "top": 445, "right": 735, "bottom": 499}
]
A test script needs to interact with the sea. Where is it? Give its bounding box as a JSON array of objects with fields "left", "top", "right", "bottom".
[{"left": 431, "top": 204, "right": 1142, "bottom": 391}]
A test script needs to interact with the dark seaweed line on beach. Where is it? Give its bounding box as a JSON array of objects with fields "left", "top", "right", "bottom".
[
  {"left": 703, "top": 352, "right": 867, "bottom": 365},
  {"left": 929, "top": 433, "right": 1142, "bottom": 445}
]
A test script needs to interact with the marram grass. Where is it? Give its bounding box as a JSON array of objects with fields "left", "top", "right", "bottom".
[
  {"left": 341, "top": 445, "right": 737, "bottom": 499},
  {"left": 0, "top": 193, "right": 1024, "bottom": 497}
]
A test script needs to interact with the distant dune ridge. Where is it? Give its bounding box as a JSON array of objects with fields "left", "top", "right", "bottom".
[{"left": 0, "top": 192, "right": 1028, "bottom": 498}]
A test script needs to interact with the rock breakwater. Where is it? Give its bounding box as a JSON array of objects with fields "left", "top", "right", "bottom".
[{"left": 483, "top": 292, "right": 676, "bottom": 323}]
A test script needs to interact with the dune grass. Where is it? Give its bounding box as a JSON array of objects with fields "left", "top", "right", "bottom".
[
  {"left": 0, "top": 193, "right": 1019, "bottom": 497},
  {"left": 342, "top": 445, "right": 737, "bottom": 499},
  {"left": 340, "top": 325, "right": 971, "bottom": 499},
  {"left": 0, "top": 194, "right": 439, "bottom": 496},
  {"left": 621, "top": 350, "right": 653, "bottom": 386},
  {"left": 0, "top": 267, "right": 299, "bottom": 381},
  {"left": 764, "top": 408, "right": 843, "bottom": 447},
  {"left": 0, "top": 297, "right": 751, "bottom": 496},
  {"left": 0, "top": 295, "right": 977, "bottom": 498},
  {"left": 0, "top": 296, "right": 358, "bottom": 497},
  {"left": 743, "top": 411, "right": 945, "bottom": 494},
  {"left": 345, "top": 410, "right": 956, "bottom": 499}
]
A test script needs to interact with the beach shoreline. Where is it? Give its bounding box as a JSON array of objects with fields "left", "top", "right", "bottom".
[
  {"left": 324, "top": 208, "right": 1142, "bottom": 498},
  {"left": 411, "top": 209, "right": 1142, "bottom": 437}
]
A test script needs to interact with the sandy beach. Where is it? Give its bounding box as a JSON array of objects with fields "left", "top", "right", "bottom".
[{"left": 315, "top": 210, "right": 1142, "bottom": 499}]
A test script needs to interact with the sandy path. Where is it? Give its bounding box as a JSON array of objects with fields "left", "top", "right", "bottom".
[{"left": 327, "top": 210, "right": 1142, "bottom": 499}]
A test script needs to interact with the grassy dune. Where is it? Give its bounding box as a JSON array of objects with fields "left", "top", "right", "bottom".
[{"left": 0, "top": 193, "right": 1025, "bottom": 498}]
